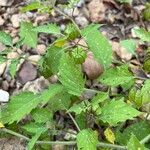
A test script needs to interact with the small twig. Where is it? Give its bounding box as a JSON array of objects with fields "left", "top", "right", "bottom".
[
  {"left": 1, "top": 128, "right": 127, "bottom": 149},
  {"left": 68, "top": 112, "right": 81, "bottom": 132},
  {"left": 140, "top": 134, "right": 150, "bottom": 144}
]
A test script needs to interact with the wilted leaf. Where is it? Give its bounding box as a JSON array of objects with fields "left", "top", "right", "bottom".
[
  {"left": 0, "top": 122, "right": 4, "bottom": 128},
  {"left": 104, "top": 128, "right": 115, "bottom": 144}
]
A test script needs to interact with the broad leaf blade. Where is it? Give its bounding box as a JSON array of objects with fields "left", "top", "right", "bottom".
[
  {"left": 31, "top": 108, "right": 52, "bottom": 123},
  {"left": 59, "top": 53, "right": 85, "bottom": 96},
  {"left": 33, "top": 24, "right": 61, "bottom": 35},
  {"left": 0, "top": 56, "right": 6, "bottom": 64},
  {"left": 99, "top": 65, "right": 134, "bottom": 87},
  {"left": 116, "top": 121, "right": 150, "bottom": 145},
  {"left": 0, "top": 31, "right": 13, "bottom": 46},
  {"left": 132, "top": 27, "right": 150, "bottom": 42},
  {"left": 9, "top": 59, "right": 20, "bottom": 78},
  {"left": 77, "top": 129, "right": 98, "bottom": 150},
  {"left": 19, "top": 22, "right": 37, "bottom": 48},
  {"left": 41, "top": 84, "right": 64, "bottom": 105},
  {"left": 81, "top": 24, "right": 112, "bottom": 69},
  {"left": 100, "top": 99, "right": 140, "bottom": 126},
  {"left": 28, "top": 127, "right": 47, "bottom": 150},
  {"left": 21, "top": 1, "right": 41, "bottom": 12},
  {"left": 127, "top": 134, "right": 145, "bottom": 150},
  {"left": 39, "top": 46, "right": 63, "bottom": 78},
  {"left": 22, "top": 122, "right": 47, "bottom": 134},
  {"left": 120, "top": 39, "right": 136, "bottom": 55},
  {"left": 1, "top": 92, "right": 41, "bottom": 124}
]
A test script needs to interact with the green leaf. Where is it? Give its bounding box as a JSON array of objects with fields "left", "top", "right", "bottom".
[
  {"left": 75, "top": 113, "right": 87, "bottom": 130},
  {"left": 22, "top": 122, "right": 46, "bottom": 134},
  {"left": 132, "top": 27, "right": 150, "bottom": 42},
  {"left": 1, "top": 92, "right": 41, "bottom": 124},
  {"left": 77, "top": 129, "right": 98, "bottom": 150},
  {"left": 21, "top": 1, "right": 41, "bottom": 12},
  {"left": 116, "top": 121, "right": 150, "bottom": 145},
  {"left": 139, "top": 79, "right": 150, "bottom": 105},
  {"left": 33, "top": 23, "right": 61, "bottom": 35},
  {"left": 0, "top": 31, "right": 13, "bottom": 46},
  {"left": 143, "top": 3, "right": 150, "bottom": 21},
  {"left": 19, "top": 22, "right": 38, "bottom": 48},
  {"left": 116, "top": 0, "right": 132, "bottom": 4},
  {"left": 127, "top": 134, "right": 145, "bottom": 150},
  {"left": 81, "top": 24, "right": 112, "bottom": 69},
  {"left": 9, "top": 59, "right": 20, "bottom": 78},
  {"left": 39, "top": 46, "right": 63, "bottom": 78},
  {"left": 28, "top": 127, "right": 47, "bottom": 150},
  {"left": 91, "top": 92, "right": 109, "bottom": 112},
  {"left": 99, "top": 65, "right": 134, "bottom": 87},
  {"left": 47, "top": 90, "right": 71, "bottom": 112},
  {"left": 41, "top": 84, "right": 64, "bottom": 105},
  {"left": 0, "top": 55, "right": 7, "bottom": 64},
  {"left": 65, "top": 23, "right": 80, "bottom": 40},
  {"left": 120, "top": 39, "right": 136, "bottom": 55},
  {"left": 100, "top": 99, "right": 140, "bottom": 126},
  {"left": 71, "top": 47, "right": 87, "bottom": 64},
  {"left": 67, "top": 0, "right": 80, "bottom": 8},
  {"left": 31, "top": 108, "right": 52, "bottom": 123},
  {"left": 68, "top": 101, "right": 91, "bottom": 115},
  {"left": 59, "top": 53, "right": 85, "bottom": 96}
]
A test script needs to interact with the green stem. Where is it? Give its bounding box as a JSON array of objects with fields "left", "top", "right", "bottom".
[
  {"left": 1, "top": 128, "right": 127, "bottom": 149},
  {"left": 140, "top": 134, "right": 150, "bottom": 144},
  {"left": 84, "top": 88, "right": 100, "bottom": 94},
  {"left": 68, "top": 112, "right": 81, "bottom": 132},
  {"left": 53, "top": 6, "right": 81, "bottom": 34}
]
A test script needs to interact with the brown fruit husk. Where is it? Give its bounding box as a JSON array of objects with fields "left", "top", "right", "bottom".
[{"left": 82, "top": 52, "right": 104, "bottom": 79}]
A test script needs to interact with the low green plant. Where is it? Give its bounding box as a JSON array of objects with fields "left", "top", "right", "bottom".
[{"left": 0, "top": 0, "right": 150, "bottom": 150}]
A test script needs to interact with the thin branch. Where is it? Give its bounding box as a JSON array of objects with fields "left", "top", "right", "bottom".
[
  {"left": 67, "top": 112, "right": 81, "bottom": 132},
  {"left": 134, "top": 76, "right": 148, "bottom": 80},
  {"left": 1, "top": 128, "right": 127, "bottom": 149},
  {"left": 84, "top": 88, "right": 100, "bottom": 94},
  {"left": 53, "top": 6, "right": 81, "bottom": 34}
]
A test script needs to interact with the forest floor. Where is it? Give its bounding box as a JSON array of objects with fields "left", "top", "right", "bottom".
[{"left": 0, "top": 0, "right": 149, "bottom": 149}]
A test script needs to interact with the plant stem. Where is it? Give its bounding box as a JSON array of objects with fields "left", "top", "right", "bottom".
[
  {"left": 140, "top": 134, "right": 150, "bottom": 144},
  {"left": 134, "top": 76, "right": 148, "bottom": 80},
  {"left": 1, "top": 128, "right": 29, "bottom": 140},
  {"left": 53, "top": 6, "right": 81, "bottom": 34},
  {"left": 1, "top": 128, "right": 127, "bottom": 149},
  {"left": 68, "top": 112, "right": 81, "bottom": 132},
  {"left": 84, "top": 88, "right": 100, "bottom": 94}
]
